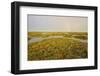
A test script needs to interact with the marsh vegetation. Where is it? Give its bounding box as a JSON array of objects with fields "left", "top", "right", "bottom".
[{"left": 28, "top": 32, "right": 88, "bottom": 61}]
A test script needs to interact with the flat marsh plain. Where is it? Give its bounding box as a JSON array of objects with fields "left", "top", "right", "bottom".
[{"left": 28, "top": 32, "right": 88, "bottom": 61}]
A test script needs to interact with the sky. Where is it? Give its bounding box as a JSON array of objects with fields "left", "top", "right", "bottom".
[{"left": 28, "top": 15, "right": 88, "bottom": 32}]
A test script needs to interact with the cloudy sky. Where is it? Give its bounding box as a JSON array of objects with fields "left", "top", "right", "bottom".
[{"left": 28, "top": 15, "right": 88, "bottom": 32}]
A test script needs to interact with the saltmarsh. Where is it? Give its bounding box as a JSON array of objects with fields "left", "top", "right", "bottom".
[{"left": 28, "top": 32, "right": 88, "bottom": 60}]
